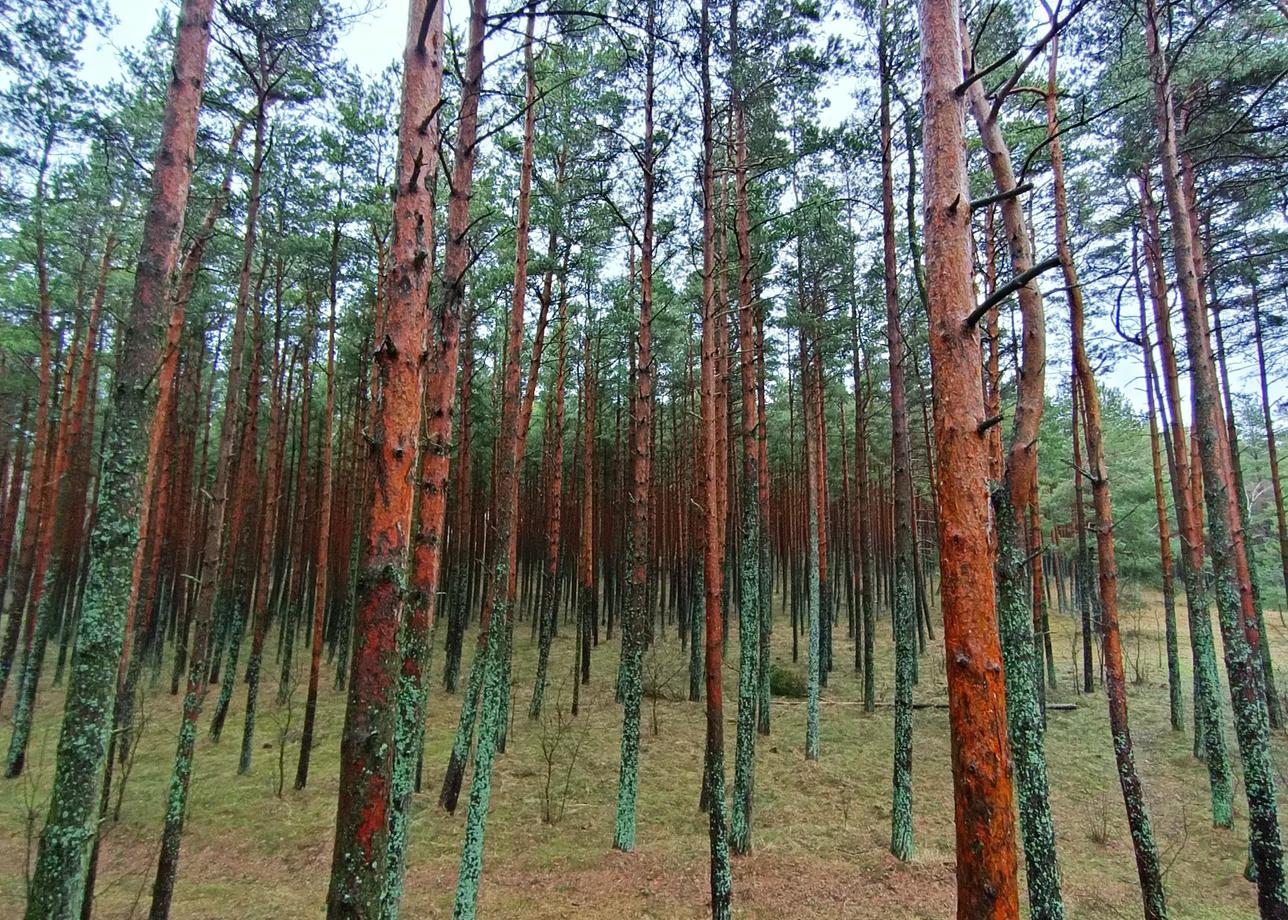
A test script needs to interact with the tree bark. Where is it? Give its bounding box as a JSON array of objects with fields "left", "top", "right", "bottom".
[
  {"left": 886, "top": 0, "right": 917, "bottom": 863},
  {"left": 1072, "top": 257, "right": 1169, "bottom": 920},
  {"left": 729, "top": 0, "right": 761, "bottom": 856},
  {"left": 1137, "top": 171, "right": 1230, "bottom": 786},
  {"left": 1133, "top": 239, "right": 1183, "bottom": 732},
  {"left": 1144, "top": 0, "right": 1286, "bottom": 907},
  {"left": 700, "top": 0, "right": 732, "bottom": 910},
  {"left": 961, "top": 17, "right": 1063, "bottom": 914},
  {"left": 24, "top": 3, "right": 216, "bottom": 916},
  {"left": 917, "top": 0, "right": 1020, "bottom": 913},
  {"left": 296, "top": 295, "right": 337, "bottom": 790},
  {"left": 1253, "top": 279, "right": 1288, "bottom": 616}
]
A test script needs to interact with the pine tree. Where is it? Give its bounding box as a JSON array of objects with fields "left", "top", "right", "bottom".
[{"left": 25, "top": 4, "right": 216, "bottom": 915}]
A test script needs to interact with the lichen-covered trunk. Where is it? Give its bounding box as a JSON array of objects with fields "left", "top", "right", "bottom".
[
  {"left": 1145, "top": 0, "right": 1286, "bottom": 908},
  {"left": 1214, "top": 300, "right": 1283, "bottom": 731},
  {"left": 967, "top": 21, "right": 1063, "bottom": 911},
  {"left": 810, "top": 345, "right": 831, "bottom": 684},
  {"left": 729, "top": 0, "right": 760, "bottom": 854},
  {"left": 530, "top": 271, "right": 569, "bottom": 719},
  {"left": 296, "top": 297, "right": 337, "bottom": 791},
  {"left": 1073, "top": 276, "right": 1168, "bottom": 920},
  {"left": 378, "top": 7, "right": 448, "bottom": 915},
  {"left": 700, "top": 0, "right": 731, "bottom": 911},
  {"left": 801, "top": 330, "right": 822, "bottom": 765},
  {"left": 575, "top": 332, "right": 597, "bottom": 715},
  {"left": 886, "top": 0, "right": 917, "bottom": 863},
  {"left": 24, "top": 4, "right": 215, "bottom": 916},
  {"left": 1134, "top": 251, "right": 1183, "bottom": 732},
  {"left": 129, "top": 131, "right": 247, "bottom": 787},
  {"left": 755, "top": 312, "right": 772, "bottom": 734},
  {"left": 847, "top": 296, "right": 875, "bottom": 710},
  {"left": 1137, "top": 170, "right": 1230, "bottom": 794},
  {"left": 613, "top": 0, "right": 656, "bottom": 852},
  {"left": 448, "top": 9, "right": 523, "bottom": 916}
]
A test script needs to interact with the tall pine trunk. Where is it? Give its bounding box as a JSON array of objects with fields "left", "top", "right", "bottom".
[
  {"left": 1137, "top": 171, "right": 1229, "bottom": 787},
  {"left": 729, "top": 0, "right": 761, "bottom": 855},
  {"left": 885, "top": 0, "right": 916, "bottom": 862},
  {"left": 25, "top": 4, "right": 215, "bottom": 916},
  {"left": 966, "top": 21, "right": 1065, "bottom": 912},
  {"left": 296, "top": 295, "right": 337, "bottom": 790},
  {"left": 614, "top": 0, "right": 656, "bottom": 851},
  {"left": 1132, "top": 240, "right": 1183, "bottom": 732},
  {"left": 700, "top": 0, "right": 731, "bottom": 910},
  {"left": 918, "top": 0, "right": 1020, "bottom": 913},
  {"left": 1144, "top": 0, "right": 1286, "bottom": 907},
  {"left": 323, "top": 0, "right": 447, "bottom": 912},
  {"left": 1072, "top": 261, "right": 1168, "bottom": 920}
]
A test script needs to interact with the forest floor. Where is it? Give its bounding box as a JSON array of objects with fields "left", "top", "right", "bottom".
[{"left": 1, "top": 584, "right": 1286, "bottom": 919}]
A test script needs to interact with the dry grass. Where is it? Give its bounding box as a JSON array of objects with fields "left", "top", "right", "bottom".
[{"left": 0, "top": 584, "right": 1283, "bottom": 919}]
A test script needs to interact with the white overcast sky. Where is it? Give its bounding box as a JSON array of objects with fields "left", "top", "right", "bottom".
[
  {"left": 86, "top": 0, "right": 408, "bottom": 79},
  {"left": 83, "top": 0, "right": 1285, "bottom": 423}
]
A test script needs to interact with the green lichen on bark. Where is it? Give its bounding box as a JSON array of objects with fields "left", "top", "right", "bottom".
[
  {"left": 451, "top": 589, "right": 511, "bottom": 920},
  {"left": 993, "top": 483, "right": 1064, "bottom": 919},
  {"left": 237, "top": 646, "right": 263, "bottom": 774},
  {"left": 1108, "top": 730, "right": 1168, "bottom": 920},
  {"left": 862, "top": 558, "right": 875, "bottom": 713},
  {"left": 1161, "top": 581, "right": 1183, "bottom": 732},
  {"left": 5, "top": 565, "right": 61, "bottom": 777},
  {"left": 208, "top": 606, "right": 246, "bottom": 741},
  {"left": 529, "top": 569, "right": 560, "bottom": 718},
  {"left": 150, "top": 685, "right": 202, "bottom": 919},
  {"left": 1203, "top": 501, "right": 1287, "bottom": 912},
  {"left": 1231, "top": 462, "right": 1284, "bottom": 730},
  {"left": 706, "top": 743, "right": 733, "bottom": 920},
  {"left": 24, "top": 403, "right": 143, "bottom": 920},
  {"left": 277, "top": 601, "right": 300, "bottom": 705},
  {"left": 613, "top": 523, "right": 645, "bottom": 851},
  {"left": 440, "top": 631, "right": 484, "bottom": 812},
  {"left": 805, "top": 504, "right": 820, "bottom": 762},
  {"left": 332, "top": 523, "right": 361, "bottom": 692},
  {"left": 383, "top": 605, "right": 434, "bottom": 920},
  {"left": 756, "top": 525, "right": 771, "bottom": 736},
  {"left": 689, "top": 566, "right": 704, "bottom": 702},
  {"left": 731, "top": 491, "right": 760, "bottom": 855},
  {"left": 441, "top": 573, "right": 468, "bottom": 693},
  {"left": 890, "top": 555, "right": 914, "bottom": 862},
  {"left": 1175, "top": 557, "right": 1232, "bottom": 826},
  {"left": 612, "top": 628, "right": 642, "bottom": 851},
  {"left": 819, "top": 578, "right": 832, "bottom": 687}
]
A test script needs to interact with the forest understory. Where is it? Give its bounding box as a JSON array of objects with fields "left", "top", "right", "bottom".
[
  {"left": 1, "top": 585, "right": 1277, "bottom": 920},
  {"left": 2, "top": 0, "right": 1286, "bottom": 916}
]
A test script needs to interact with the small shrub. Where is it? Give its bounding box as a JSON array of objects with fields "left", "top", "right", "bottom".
[
  {"left": 770, "top": 663, "right": 807, "bottom": 699},
  {"left": 1089, "top": 790, "right": 1111, "bottom": 845}
]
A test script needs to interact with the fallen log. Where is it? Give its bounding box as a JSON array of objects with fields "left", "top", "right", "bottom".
[{"left": 771, "top": 699, "right": 1078, "bottom": 711}]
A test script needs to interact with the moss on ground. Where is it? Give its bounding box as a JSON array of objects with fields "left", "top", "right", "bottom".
[{"left": 0, "top": 585, "right": 1281, "bottom": 919}]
